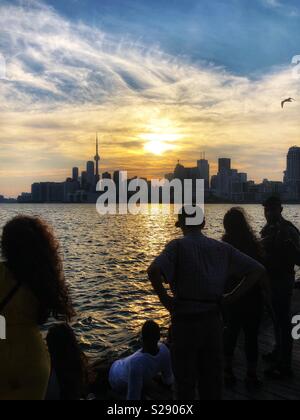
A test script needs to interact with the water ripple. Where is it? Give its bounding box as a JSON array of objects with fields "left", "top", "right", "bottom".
[{"left": 0, "top": 203, "right": 299, "bottom": 359}]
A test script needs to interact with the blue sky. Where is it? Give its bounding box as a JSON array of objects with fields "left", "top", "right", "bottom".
[
  {"left": 0, "top": 0, "right": 299, "bottom": 196},
  {"left": 33, "top": 0, "right": 300, "bottom": 75}
]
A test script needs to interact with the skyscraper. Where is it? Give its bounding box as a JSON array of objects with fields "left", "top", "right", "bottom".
[
  {"left": 284, "top": 147, "right": 300, "bottom": 200},
  {"left": 81, "top": 171, "right": 88, "bottom": 190},
  {"left": 285, "top": 147, "right": 300, "bottom": 183},
  {"left": 72, "top": 167, "right": 79, "bottom": 182},
  {"left": 87, "top": 161, "right": 95, "bottom": 189},
  {"left": 95, "top": 134, "right": 100, "bottom": 185},
  {"left": 218, "top": 158, "right": 231, "bottom": 173},
  {"left": 197, "top": 156, "right": 210, "bottom": 191}
]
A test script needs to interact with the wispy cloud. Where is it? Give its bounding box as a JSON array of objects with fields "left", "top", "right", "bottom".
[
  {"left": 261, "top": 0, "right": 300, "bottom": 16},
  {"left": 0, "top": 0, "right": 299, "bottom": 196},
  {"left": 264, "top": 0, "right": 282, "bottom": 7}
]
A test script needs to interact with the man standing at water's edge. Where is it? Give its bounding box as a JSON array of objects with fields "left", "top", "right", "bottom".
[
  {"left": 148, "top": 206, "right": 267, "bottom": 400},
  {"left": 262, "top": 196, "right": 300, "bottom": 379}
]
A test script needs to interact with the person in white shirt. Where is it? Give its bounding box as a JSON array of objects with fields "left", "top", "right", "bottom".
[{"left": 109, "top": 321, "right": 174, "bottom": 400}]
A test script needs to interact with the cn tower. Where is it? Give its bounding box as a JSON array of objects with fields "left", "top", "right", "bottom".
[{"left": 94, "top": 134, "right": 100, "bottom": 184}]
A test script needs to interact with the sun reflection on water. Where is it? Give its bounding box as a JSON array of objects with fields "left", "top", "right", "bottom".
[{"left": 0, "top": 204, "right": 299, "bottom": 359}]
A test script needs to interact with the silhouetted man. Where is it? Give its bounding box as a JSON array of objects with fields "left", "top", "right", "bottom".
[
  {"left": 262, "top": 196, "right": 300, "bottom": 379},
  {"left": 148, "top": 206, "right": 266, "bottom": 401},
  {"left": 109, "top": 321, "right": 173, "bottom": 400}
]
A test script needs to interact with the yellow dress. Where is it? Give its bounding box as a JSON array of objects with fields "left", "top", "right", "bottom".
[{"left": 0, "top": 262, "right": 50, "bottom": 400}]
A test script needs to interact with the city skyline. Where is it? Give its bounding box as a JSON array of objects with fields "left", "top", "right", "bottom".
[
  {"left": 4, "top": 143, "right": 300, "bottom": 204},
  {"left": 0, "top": 141, "right": 299, "bottom": 201},
  {"left": 0, "top": 0, "right": 300, "bottom": 197}
]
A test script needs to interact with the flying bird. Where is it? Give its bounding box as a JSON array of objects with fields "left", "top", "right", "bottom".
[{"left": 281, "top": 98, "right": 296, "bottom": 108}]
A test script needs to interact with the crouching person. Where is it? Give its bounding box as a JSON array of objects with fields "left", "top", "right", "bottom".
[{"left": 109, "top": 321, "right": 174, "bottom": 400}]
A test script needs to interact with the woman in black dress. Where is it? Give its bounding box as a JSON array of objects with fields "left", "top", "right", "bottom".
[{"left": 223, "top": 207, "right": 265, "bottom": 389}]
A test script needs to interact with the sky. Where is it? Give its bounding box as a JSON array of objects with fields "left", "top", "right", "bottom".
[{"left": 0, "top": 0, "right": 300, "bottom": 197}]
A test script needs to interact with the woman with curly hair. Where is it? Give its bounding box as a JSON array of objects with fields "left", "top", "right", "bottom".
[
  {"left": 46, "top": 324, "right": 90, "bottom": 401},
  {"left": 222, "top": 207, "right": 266, "bottom": 390},
  {"left": 0, "top": 216, "right": 74, "bottom": 400}
]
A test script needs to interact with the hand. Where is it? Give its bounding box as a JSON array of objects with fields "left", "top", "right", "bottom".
[
  {"left": 221, "top": 293, "right": 234, "bottom": 306},
  {"left": 162, "top": 295, "right": 175, "bottom": 314}
]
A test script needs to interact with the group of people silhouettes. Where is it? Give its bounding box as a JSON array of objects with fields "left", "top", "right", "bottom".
[{"left": 0, "top": 196, "right": 300, "bottom": 400}]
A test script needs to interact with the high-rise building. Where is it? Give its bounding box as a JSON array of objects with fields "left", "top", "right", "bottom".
[
  {"left": 31, "top": 183, "right": 42, "bottom": 202},
  {"left": 81, "top": 171, "right": 88, "bottom": 190},
  {"left": 87, "top": 161, "right": 95, "bottom": 189},
  {"left": 197, "top": 157, "right": 210, "bottom": 191},
  {"left": 284, "top": 146, "right": 300, "bottom": 200},
  {"left": 174, "top": 161, "right": 186, "bottom": 180},
  {"left": 72, "top": 167, "right": 79, "bottom": 182},
  {"left": 284, "top": 147, "right": 300, "bottom": 183},
  {"left": 31, "top": 182, "right": 64, "bottom": 203},
  {"left": 218, "top": 158, "right": 231, "bottom": 173},
  {"left": 212, "top": 158, "right": 248, "bottom": 201}
]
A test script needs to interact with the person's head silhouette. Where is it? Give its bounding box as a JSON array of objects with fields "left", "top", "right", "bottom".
[
  {"left": 175, "top": 205, "right": 205, "bottom": 233},
  {"left": 142, "top": 321, "right": 161, "bottom": 355},
  {"left": 263, "top": 196, "right": 283, "bottom": 224}
]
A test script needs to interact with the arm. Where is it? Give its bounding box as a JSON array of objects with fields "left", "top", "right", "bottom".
[
  {"left": 147, "top": 263, "right": 175, "bottom": 313},
  {"left": 127, "top": 363, "right": 143, "bottom": 401},
  {"left": 147, "top": 240, "right": 178, "bottom": 313},
  {"left": 223, "top": 266, "right": 266, "bottom": 306},
  {"left": 223, "top": 246, "right": 268, "bottom": 306}
]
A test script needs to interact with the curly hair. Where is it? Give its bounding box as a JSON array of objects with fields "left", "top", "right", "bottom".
[
  {"left": 223, "top": 207, "right": 264, "bottom": 262},
  {"left": 46, "top": 324, "right": 90, "bottom": 400},
  {"left": 1, "top": 216, "right": 75, "bottom": 325}
]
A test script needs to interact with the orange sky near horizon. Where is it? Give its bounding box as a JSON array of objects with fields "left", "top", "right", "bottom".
[{"left": 0, "top": 2, "right": 299, "bottom": 198}]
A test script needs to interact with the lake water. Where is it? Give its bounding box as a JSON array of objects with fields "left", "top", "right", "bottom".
[{"left": 0, "top": 204, "right": 300, "bottom": 360}]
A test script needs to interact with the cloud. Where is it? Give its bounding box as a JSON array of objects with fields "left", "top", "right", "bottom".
[
  {"left": 261, "top": 0, "right": 300, "bottom": 16},
  {"left": 264, "top": 0, "right": 281, "bottom": 7},
  {"left": 0, "top": 0, "right": 299, "bottom": 196}
]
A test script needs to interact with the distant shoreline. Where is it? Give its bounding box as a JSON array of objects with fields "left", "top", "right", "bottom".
[{"left": 1, "top": 201, "right": 300, "bottom": 206}]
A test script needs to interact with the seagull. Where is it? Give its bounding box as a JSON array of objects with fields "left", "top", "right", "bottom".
[{"left": 281, "top": 98, "right": 296, "bottom": 108}]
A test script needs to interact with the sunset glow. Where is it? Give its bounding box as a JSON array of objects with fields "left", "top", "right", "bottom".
[
  {"left": 141, "top": 130, "right": 181, "bottom": 155},
  {"left": 0, "top": 0, "right": 299, "bottom": 197},
  {"left": 144, "top": 140, "right": 175, "bottom": 156}
]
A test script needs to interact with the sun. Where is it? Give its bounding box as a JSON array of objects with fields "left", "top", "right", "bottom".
[
  {"left": 139, "top": 118, "right": 182, "bottom": 156},
  {"left": 144, "top": 140, "right": 172, "bottom": 155},
  {"left": 141, "top": 133, "right": 181, "bottom": 156}
]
